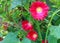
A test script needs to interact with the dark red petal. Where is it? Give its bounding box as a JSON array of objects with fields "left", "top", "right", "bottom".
[
  {"left": 0, "top": 37, "right": 3, "bottom": 41},
  {"left": 22, "top": 20, "right": 33, "bottom": 31},
  {"left": 27, "top": 31, "right": 38, "bottom": 41},
  {"left": 3, "top": 22, "right": 9, "bottom": 30}
]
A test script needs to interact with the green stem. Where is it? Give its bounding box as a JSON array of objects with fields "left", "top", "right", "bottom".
[
  {"left": 36, "top": 21, "right": 42, "bottom": 43},
  {"left": 45, "top": 9, "right": 60, "bottom": 43}
]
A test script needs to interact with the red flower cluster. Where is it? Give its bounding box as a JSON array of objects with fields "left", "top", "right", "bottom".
[
  {"left": 29, "top": 1, "right": 49, "bottom": 20},
  {"left": 22, "top": 20, "right": 38, "bottom": 41},
  {"left": 21, "top": 1, "right": 49, "bottom": 41}
]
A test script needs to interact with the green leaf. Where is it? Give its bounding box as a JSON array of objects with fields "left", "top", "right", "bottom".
[
  {"left": 23, "top": 0, "right": 29, "bottom": 11},
  {"left": 53, "top": 14, "right": 59, "bottom": 21},
  {"left": 11, "top": 10, "right": 21, "bottom": 23},
  {"left": 57, "top": 39, "right": 60, "bottom": 43},
  {"left": 22, "top": 38, "right": 31, "bottom": 43},
  {"left": 50, "top": 0, "right": 60, "bottom": 7},
  {"left": 1, "top": 32, "right": 21, "bottom": 43},
  {"left": 10, "top": 0, "right": 22, "bottom": 9},
  {"left": 23, "top": 0, "right": 35, "bottom": 12},
  {"left": 0, "top": 33, "right": 3, "bottom": 37},
  {"left": 49, "top": 25, "right": 60, "bottom": 39},
  {"left": 0, "top": 1, "right": 5, "bottom": 13},
  {"left": 48, "top": 35, "right": 57, "bottom": 43},
  {"left": 55, "top": 19, "right": 60, "bottom": 25}
]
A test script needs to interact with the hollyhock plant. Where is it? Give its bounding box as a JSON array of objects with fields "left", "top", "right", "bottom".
[
  {"left": 22, "top": 20, "right": 33, "bottom": 31},
  {"left": 29, "top": 1, "right": 49, "bottom": 20},
  {"left": 0, "top": 0, "right": 60, "bottom": 43},
  {"left": 42, "top": 40, "right": 48, "bottom": 43},
  {"left": 26, "top": 31, "right": 38, "bottom": 41}
]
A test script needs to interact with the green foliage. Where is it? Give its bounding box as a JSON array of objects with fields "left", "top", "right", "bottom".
[
  {"left": 0, "top": 32, "right": 21, "bottom": 43},
  {"left": 22, "top": 38, "right": 31, "bottom": 43},
  {"left": 10, "top": 0, "right": 22, "bottom": 9},
  {"left": 48, "top": 35, "right": 57, "bottom": 43},
  {"left": 48, "top": 25, "right": 60, "bottom": 43},
  {"left": 49, "top": 0, "right": 60, "bottom": 7},
  {"left": 49, "top": 25, "right": 60, "bottom": 39}
]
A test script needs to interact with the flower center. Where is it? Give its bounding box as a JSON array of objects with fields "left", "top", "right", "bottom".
[
  {"left": 33, "top": 34, "right": 37, "bottom": 38},
  {"left": 36, "top": 7, "right": 42, "bottom": 13}
]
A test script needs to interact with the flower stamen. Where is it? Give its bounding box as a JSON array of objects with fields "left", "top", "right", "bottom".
[
  {"left": 33, "top": 34, "right": 37, "bottom": 38},
  {"left": 36, "top": 7, "right": 42, "bottom": 13}
]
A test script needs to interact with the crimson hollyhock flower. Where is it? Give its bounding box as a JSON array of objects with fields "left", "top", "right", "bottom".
[
  {"left": 22, "top": 20, "right": 33, "bottom": 31},
  {"left": 27, "top": 31, "right": 38, "bottom": 41},
  {"left": 29, "top": 1, "right": 49, "bottom": 20},
  {"left": 42, "top": 40, "right": 48, "bottom": 43}
]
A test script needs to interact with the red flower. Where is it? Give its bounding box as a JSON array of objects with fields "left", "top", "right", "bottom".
[
  {"left": 22, "top": 20, "right": 33, "bottom": 31},
  {"left": 42, "top": 40, "right": 48, "bottom": 43},
  {"left": 29, "top": 1, "right": 49, "bottom": 20},
  {"left": 0, "top": 37, "right": 3, "bottom": 41},
  {"left": 27, "top": 31, "right": 38, "bottom": 41},
  {"left": 3, "top": 22, "right": 9, "bottom": 31}
]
